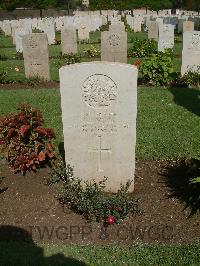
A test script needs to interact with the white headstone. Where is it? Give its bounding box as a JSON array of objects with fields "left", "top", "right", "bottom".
[
  {"left": 158, "top": 24, "right": 174, "bottom": 51},
  {"left": 101, "top": 28, "right": 127, "bottom": 63},
  {"left": 183, "top": 21, "right": 194, "bottom": 33},
  {"left": 133, "top": 16, "right": 143, "bottom": 32},
  {"left": 59, "top": 62, "right": 138, "bottom": 192},
  {"left": 2, "top": 20, "right": 12, "bottom": 36},
  {"left": 78, "top": 23, "right": 90, "bottom": 41},
  {"left": 181, "top": 31, "right": 200, "bottom": 75},
  {"left": 61, "top": 27, "right": 77, "bottom": 55},
  {"left": 148, "top": 21, "right": 158, "bottom": 41},
  {"left": 22, "top": 33, "right": 50, "bottom": 81}
]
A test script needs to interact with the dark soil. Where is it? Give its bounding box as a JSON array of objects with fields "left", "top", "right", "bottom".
[
  {"left": 0, "top": 81, "right": 59, "bottom": 90},
  {"left": 0, "top": 159, "right": 199, "bottom": 245}
]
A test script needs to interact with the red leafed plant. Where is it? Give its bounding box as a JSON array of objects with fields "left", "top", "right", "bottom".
[
  {"left": 0, "top": 104, "right": 55, "bottom": 174},
  {"left": 133, "top": 60, "right": 141, "bottom": 68}
]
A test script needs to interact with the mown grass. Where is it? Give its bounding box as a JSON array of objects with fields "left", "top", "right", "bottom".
[
  {"left": 0, "top": 242, "right": 200, "bottom": 265},
  {"left": 0, "top": 87, "right": 199, "bottom": 160}
]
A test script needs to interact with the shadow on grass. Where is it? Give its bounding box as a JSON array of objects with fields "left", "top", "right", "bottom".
[
  {"left": 0, "top": 225, "right": 87, "bottom": 266},
  {"left": 159, "top": 159, "right": 200, "bottom": 216},
  {"left": 169, "top": 87, "right": 200, "bottom": 117}
]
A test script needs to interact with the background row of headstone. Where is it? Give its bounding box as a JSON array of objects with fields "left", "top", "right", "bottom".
[{"left": 1, "top": 12, "right": 199, "bottom": 42}]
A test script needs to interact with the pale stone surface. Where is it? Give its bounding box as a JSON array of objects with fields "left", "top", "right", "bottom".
[
  {"left": 61, "top": 28, "right": 77, "bottom": 55},
  {"left": 148, "top": 21, "right": 158, "bottom": 41},
  {"left": 15, "top": 29, "right": 27, "bottom": 52},
  {"left": 126, "top": 15, "right": 134, "bottom": 30},
  {"left": 109, "top": 21, "right": 125, "bottom": 32},
  {"left": 2, "top": 20, "right": 12, "bottom": 35},
  {"left": 11, "top": 25, "right": 21, "bottom": 45},
  {"left": 158, "top": 24, "right": 174, "bottom": 51},
  {"left": 101, "top": 28, "right": 127, "bottom": 63},
  {"left": 183, "top": 21, "right": 194, "bottom": 33},
  {"left": 156, "top": 17, "right": 163, "bottom": 28},
  {"left": 22, "top": 33, "right": 50, "bottom": 81},
  {"left": 133, "top": 16, "right": 143, "bottom": 32},
  {"left": 181, "top": 31, "right": 200, "bottom": 75},
  {"left": 59, "top": 62, "right": 138, "bottom": 192},
  {"left": 78, "top": 23, "right": 90, "bottom": 41}
]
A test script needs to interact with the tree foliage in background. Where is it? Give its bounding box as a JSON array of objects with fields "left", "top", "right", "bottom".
[
  {"left": 0, "top": 0, "right": 79, "bottom": 10},
  {"left": 89, "top": 0, "right": 199, "bottom": 11},
  {"left": 90, "top": 0, "right": 173, "bottom": 11},
  {"left": 0, "top": 0, "right": 199, "bottom": 11}
]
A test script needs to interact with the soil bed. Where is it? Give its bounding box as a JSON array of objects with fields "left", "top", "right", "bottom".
[
  {"left": 0, "top": 159, "right": 199, "bottom": 245},
  {"left": 0, "top": 82, "right": 59, "bottom": 90}
]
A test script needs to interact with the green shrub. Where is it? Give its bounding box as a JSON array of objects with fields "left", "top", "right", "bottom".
[
  {"left": 179, "top": 67, "right": 200, "bottom": 88},
  {"left": 53, "top": 162, "right": 140, "bottom": 224},
  {"left": 22, "top": 76, "right": 45, "bottom": 87},
  {"left": 128, "top": 38, "right": 157, "bottom": 58},
  {"left": 32, "top": 28, "right": 43, "bottom": 33},
  {"left": 0, "top": 71, "right": 9, "bottom": 84},
  {"left": 0, "top": 104, "right": 55, "bottom": 174},
  {"left": 55, "top": 53, "right": 81, "bottom": 68},
  {"left": 82, "top": 45, "right": 100, "bottom": 58},
  {"left": 99, "top": 22, "right": 111, "bottom": 32},
  {"left": 174, "top": 35, "right": 182, "bottom": 43},
  {"left": 140, "top": 49, "right": 175, "bottom": 86},
  {"left": 15, "top": 52, "right": 23, "bottom": 60}
]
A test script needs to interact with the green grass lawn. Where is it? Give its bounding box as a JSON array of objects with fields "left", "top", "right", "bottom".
[
  {"left": 0, "top": 242, "right": 200, "bottom": 265},
  {"left": 0, "top": 87, "right": 199, "bottom": 160}
]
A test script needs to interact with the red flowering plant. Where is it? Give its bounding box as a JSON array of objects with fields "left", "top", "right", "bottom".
[
  {"left": 57, "top": 171, "right": 140, "bottom": 225},
  {"left": 0, "top": 104, "right": 55, "bottom": 174},
  {"left": 133, "top": 60, "right": 141, "bottom": 68}
]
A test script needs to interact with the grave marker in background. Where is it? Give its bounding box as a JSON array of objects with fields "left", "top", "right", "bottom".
[
  {"left": 181, "top": 31, "right": 200, "bottom": 75},
  {"left": 22, "top": 33, "right": 50, "bottom": 81},
  {"left": 61, "top": 27, "right": 77, "bottom": 54},
  {"left": 158, "top": 24, "right": 174, "bottom": 51},
  {"left": 183, "top": 21, "right": 194, "bottom": 33},
  {"left": 101, "top": 27, "right": 127, "bottom": 63}
]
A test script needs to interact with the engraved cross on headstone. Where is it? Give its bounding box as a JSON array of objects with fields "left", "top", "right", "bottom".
[{"left": 88, "top": 136, "right": 111, "bottom": 172}]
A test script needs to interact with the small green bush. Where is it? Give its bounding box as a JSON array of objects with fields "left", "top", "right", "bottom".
[
  {"left": 50, "top": 162, "right": 140, "bottom": 224},
  {"left": 179, "top": 67, "right": 200, "bottom": 88},
  {"left": 128, "top": 38, "right": 157, "bottom": 58},
  {"left": 15, "top": 52, "right": 23, "bottom": 60},
  {"left": 174, "top": 35, "right": 182, "bottom": 43},
  {"left": 55, "top": 53, "right": 81, "bottom": 68},
  {"left": 0, "top": 71, "right": 9, "bottom": 84},
  {"left": 22, "top": 76, "right": 45, "bottom": 87},
  {"left": 82, "top": 45, "right": 100, "bottom": 58},
  {"left": 99, "top": 22, "right": 111, "bottom": 32},
  {"left": 140, "top": 49, "right": 175, "bottom": 86}
]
